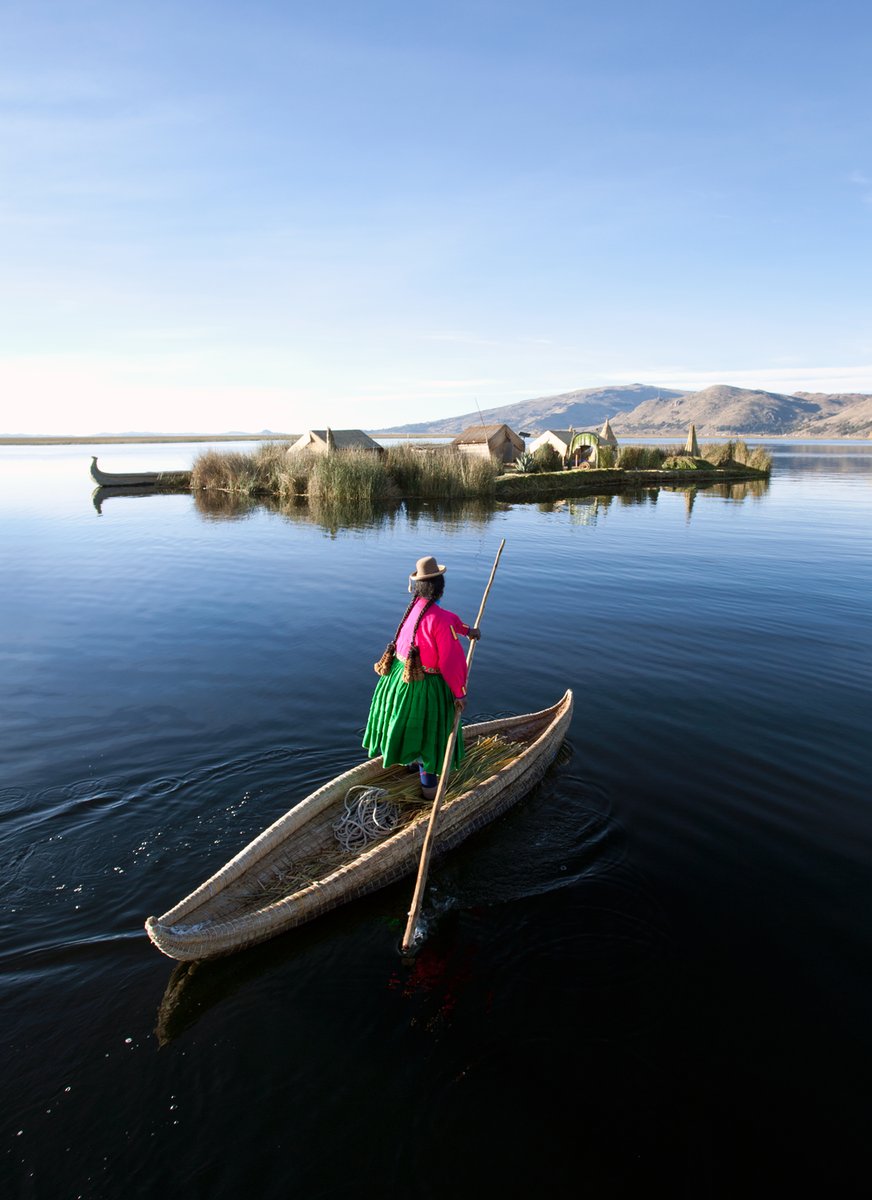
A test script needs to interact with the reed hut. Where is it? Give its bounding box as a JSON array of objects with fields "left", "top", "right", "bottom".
[
  {"left": 288, "top": 429, "right": 383, "bottom": 455},
  {"left": 599, "top": 417, "right": 619, "bottom": 449},
  {"left": 451, "top": 424, "right": 525, "bottom": 464},
  {"left": 685, "top": 424, "right": 700, "bottom": 457},
  {"left": 527, "top": 430, "right": 574, "bottom": 462}
]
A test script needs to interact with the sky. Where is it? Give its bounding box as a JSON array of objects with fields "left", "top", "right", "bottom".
[{"left": 1, "top": 0, "right": 870, "bottom": 434}]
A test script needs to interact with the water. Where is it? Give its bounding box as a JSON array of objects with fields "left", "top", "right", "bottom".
[{"left": 2, "top": 440, "right": 870, "bottom": 1197}]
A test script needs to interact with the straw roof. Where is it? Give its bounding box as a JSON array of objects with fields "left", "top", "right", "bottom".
[
  {"left": 598, "top": 417, "right": 618, "bottom": 447},
  {"left": 529, "top": 429, "right": 574, "bottom": 448},
  {"left": 451, "top": 424, "right": 525, "bottom": 449},
  {"left": 289, "top": 429, "right": 382, "bottom": 452}
]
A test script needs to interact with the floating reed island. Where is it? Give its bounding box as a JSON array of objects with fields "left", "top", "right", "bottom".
[
  {"left": 495, "top": 439, "right": 772, "bottom": 499},
  {"left": 190, "top": 441, "right": 502, "bottom": 502},
  {"left": 188, "top": 438, "right": 771, "bottom": 505}
]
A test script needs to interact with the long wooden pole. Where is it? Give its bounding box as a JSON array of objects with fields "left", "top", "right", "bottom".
[{"left": 400, "top": 538, "right": 506, "bottom": 954}]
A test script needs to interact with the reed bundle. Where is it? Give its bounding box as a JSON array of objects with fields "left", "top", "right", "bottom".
[{"left": 245, "top": 735, "right": 519, "bottom": 904}]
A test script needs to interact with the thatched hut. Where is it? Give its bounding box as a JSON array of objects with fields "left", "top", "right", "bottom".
[
  {"left": 288, "top": 429, "right": 383, "bottom": 455},
  {"left": 451, "top": 424, "right": 525, "bottom": 464},
  {"left": 526, "top": 430, "right": 574, "bottom": 461},
  {"left": 599, "top": 417, "right": 619, "bottom": 449},
  {"left": 685, "top": 424, "right": 700, "bottom": 457}
]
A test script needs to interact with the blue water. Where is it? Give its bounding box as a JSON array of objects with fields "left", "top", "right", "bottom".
[{"left": 1, "top": 440, "right": 871, "bottom": 1198}]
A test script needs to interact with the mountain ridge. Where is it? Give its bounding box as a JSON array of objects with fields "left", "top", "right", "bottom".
[{"left": 377, "top": 383, "right": 872, "bottom": 438}]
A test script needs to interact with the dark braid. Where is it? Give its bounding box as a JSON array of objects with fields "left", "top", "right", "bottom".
[
  {"left": 402, "top": 598, "right": 435, "bottom": 682},
  {"left": 373, "top": 597, "right": 418, "bottom": 677}
]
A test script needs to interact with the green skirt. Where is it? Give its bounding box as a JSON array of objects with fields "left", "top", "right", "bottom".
[{"left": 363, "top": 655, "right": 465, "bottom": 776}]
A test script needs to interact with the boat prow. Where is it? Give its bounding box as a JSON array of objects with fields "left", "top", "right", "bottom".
[{"left": 145, "top": 690, "right": 573, "bottom": 961}]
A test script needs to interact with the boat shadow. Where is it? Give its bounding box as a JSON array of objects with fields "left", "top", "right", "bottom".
[{"left": 152, "top": 886, "right": 409, "bottom": 1047}]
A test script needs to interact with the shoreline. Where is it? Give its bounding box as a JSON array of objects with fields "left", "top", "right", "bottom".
[
  {"left": 0, "top": 434, "right": 298, "bottom": 446},
  {"left": 2, "top": 431, "right": 869, "bottom": 447},
  {"left": 494, "top": 464, "right": 769, "bottom": 500}
]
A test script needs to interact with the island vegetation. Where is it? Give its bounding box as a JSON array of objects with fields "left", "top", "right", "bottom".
[{"left": 188, "top": 438, "right": 771, "bottom": 507}]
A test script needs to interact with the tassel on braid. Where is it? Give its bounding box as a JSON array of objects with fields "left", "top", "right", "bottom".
[
  {"left": 373, "top": 598, "right": 417, "bottom": 676},
  {"left": 402, "top": 599, "right": 434, "bottom": 682}
]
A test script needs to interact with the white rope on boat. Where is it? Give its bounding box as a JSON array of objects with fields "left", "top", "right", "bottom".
[{"left": 333, "top": 786, "right": 402, "bottom": 853}]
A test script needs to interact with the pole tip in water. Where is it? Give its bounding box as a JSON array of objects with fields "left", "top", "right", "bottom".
[{"left": 398, "top": 926, "right": 424, "bottom": 958}]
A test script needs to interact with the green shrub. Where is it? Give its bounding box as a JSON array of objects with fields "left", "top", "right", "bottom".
[
  {"left": 661, "top": 455, "right": 708, "bottom": 470},
  {"left": 596, "top": 445, "right": 616, "bottom": 469},
  {"left": 532, "top": 443, "right": 564, "bottom": 472}
]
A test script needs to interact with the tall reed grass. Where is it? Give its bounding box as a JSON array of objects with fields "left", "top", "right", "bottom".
[
  {"left": 191, "top": 442, "right": 299, "bottom": 497},
  {"left": 617, "top": 441, "right": 771, "bottom": 473},
  {"left": 191, "top": 442, "right": 501, "bottom": 504},
  {"left": 617, "top": 445, "right": 668, "bottom": 469},
  {"left": 384, "top": 445, "right": 500, "bottom": 499},
  {"left": 701, "top": 440, "right": 772, "bottom": 471},
  {"left": 306, "top": 449, "right": 398, "bottom": 506}
]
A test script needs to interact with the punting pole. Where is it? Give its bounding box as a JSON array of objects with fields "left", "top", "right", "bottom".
[{"left": 400, "top": 538, "right": 506, "bottom": 955}]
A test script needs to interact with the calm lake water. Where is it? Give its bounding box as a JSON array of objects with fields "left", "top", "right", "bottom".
[{"left": 2, "top": 440, "right": 871, "bottom": 1198}]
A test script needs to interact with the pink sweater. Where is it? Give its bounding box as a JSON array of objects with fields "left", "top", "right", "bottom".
[{"left": 395, "top": 599, "right": 471, "bottom": 698}]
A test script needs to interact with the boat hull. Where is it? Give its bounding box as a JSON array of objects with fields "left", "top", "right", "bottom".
[
  {"left": 145, "top": 691, "right": 573, "bottom": 960},
  {"left": 90, "top": 457, "right": 191, "bottom": 487}
]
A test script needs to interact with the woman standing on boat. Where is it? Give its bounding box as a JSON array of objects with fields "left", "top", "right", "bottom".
[{"left": 363, "top": 555, "right": 480, "bottom": 800}]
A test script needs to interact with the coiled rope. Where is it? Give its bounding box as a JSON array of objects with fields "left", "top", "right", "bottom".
[{"left": 333, "top": 786, "right": 402, "bottom": 853}]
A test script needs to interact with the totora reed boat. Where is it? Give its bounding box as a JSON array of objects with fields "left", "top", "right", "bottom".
[
  {"left": 145, "top": 690, "right": 573, "bottom": 960},
  {"left": 90, "top": 456, "right": 192, "bottom": 487}
]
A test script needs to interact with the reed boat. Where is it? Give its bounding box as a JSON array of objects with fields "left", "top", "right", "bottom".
[
  {"left": 90, "top": 456, "right": 192, "bottom": 487},
  {"left": 145, "top": 690, "right": 573, "bottom": 961}
]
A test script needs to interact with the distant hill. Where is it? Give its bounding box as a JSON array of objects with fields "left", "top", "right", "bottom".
[
  {"left": 379, "top": 384, "right": 687, "bottom": 437},
  {"left": 616, "top": 385, "right": 821, "bottom": 435},
  {"left": 791, "top": 393, "right": 872, "bottom": 437},
  {"left": 616, "top": 385, "right": 872, "bottom": 437},
  {"left": 379, "top": 383, "right": 872, "bottom": 438}
]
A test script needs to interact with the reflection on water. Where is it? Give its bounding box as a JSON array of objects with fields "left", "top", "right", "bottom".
[
  {"left": 767, "top": 440, "right": 872, "bottom": 474},
  {"left": 92, "top": 485, "right": 191, "bottom": 514},
  {"left": 190, "top": 488, "right": 500, "bottom": 533},
  {"left": 185, "top": 476, "right": 771, "bottom": 532},
  {"left": 538, "top": 494, "right": 616, "bottom": 526},
  {"left": 190, "top": 489, "right": 260, "bottom": 522}
]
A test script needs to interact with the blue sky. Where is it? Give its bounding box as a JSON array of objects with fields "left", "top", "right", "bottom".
[{"left": 1, "top": 0, "right": 870, "bottom": 433}]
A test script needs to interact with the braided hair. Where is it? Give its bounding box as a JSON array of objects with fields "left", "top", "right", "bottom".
[{"left": 372, "top": 582, "right": 441, "bottom": 679}]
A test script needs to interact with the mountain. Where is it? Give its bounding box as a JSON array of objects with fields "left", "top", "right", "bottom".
[
  {"left": 614, "top": 385, "right": 823, "bottom": 435},
  {"left": 792, "top": 394, "right": 872, "bottom": 437},
  {"left": 615, "top": 386, "right": 872, "bottom": 437},
  {"left": 380, "top": 384, "right": 687, "bottom": 436},
  {"left": 380, "top": 383, "right": 872, "bottom": 438}
]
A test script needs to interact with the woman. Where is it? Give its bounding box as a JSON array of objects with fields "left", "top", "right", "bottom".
[{"left": 363, "top": 555, "right": 480, "bottom": 800}]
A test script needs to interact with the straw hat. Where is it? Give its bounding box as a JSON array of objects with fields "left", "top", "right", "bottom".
[{"left": 409, "top": 555, "right": 446, "bottom": 581}]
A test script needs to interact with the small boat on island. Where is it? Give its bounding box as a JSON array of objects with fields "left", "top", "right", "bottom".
[
  {"left": 145, "top": 690, "right": 573, "bottom": 961},
  {"left": 89, "top": 456, "right": 192, "bottom": 488}
]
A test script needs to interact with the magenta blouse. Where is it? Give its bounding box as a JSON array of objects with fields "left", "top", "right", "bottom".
[{"left": 395, "top": 598, "right": 471, "bottom": 699}]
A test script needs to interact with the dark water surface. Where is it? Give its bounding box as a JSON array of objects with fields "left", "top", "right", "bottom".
[{"left": 2, "top": 441, "right": 871, "bottom": 1198}]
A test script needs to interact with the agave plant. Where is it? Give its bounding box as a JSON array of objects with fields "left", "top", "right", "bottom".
[{"left": 513, "top": 451, "right": 538, "bottom": 473}]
